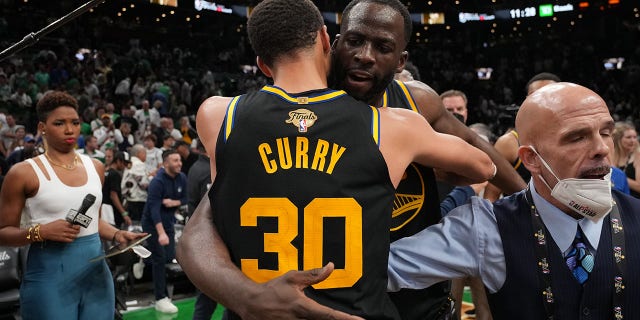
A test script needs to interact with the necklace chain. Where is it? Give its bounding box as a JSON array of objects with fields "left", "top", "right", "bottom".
[{"left": 44, "top": 152, "right": 78, "bottom": 170}]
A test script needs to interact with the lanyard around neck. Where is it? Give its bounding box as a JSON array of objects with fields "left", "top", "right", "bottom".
[{"left": 525, "top": 189, "right": 627, "bottom": 319}]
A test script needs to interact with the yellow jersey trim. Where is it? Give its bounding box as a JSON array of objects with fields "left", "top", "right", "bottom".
[
  {"left": 395, "top": 80, "right": 419, "bottom": 112},
  {"left": 382, "top": 89, "right": 389, "bottom": 107},
  {"left": 224, "top": 96, "right": 241, "bottom": 141},
  {"left": 261, "top": 86, "right": 347, "bottom": 104},
  {"left": 381, "top": 80, "right": 418, "bottom": 113},
  {"left": 514, "top": 158, "right": 523, "bottom": 170},
  {"left": 510, "top": 131, "right": 522, "bottom": 169},
  {"left": 371, "top": 106, "right": 380, "bottom": 146}
]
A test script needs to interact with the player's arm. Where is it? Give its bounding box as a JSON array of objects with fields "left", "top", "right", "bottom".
[
  {"left": 177, "top": 195, "right": 257, "bottom": 314},
  {"left": 179, "top": 95, "right": 252, "bottom": 313},
  {"left": 483, "top": 132, "right": 520, "bottom": 201},
  {"left": 195, "top": 96, "right": 230, "bottom": 181},
  {"left": 380, "top": 107, "right": 495, "bottom": 187},
  {"left": 405, "top": 81, "right": 526, "bottom": 193}
]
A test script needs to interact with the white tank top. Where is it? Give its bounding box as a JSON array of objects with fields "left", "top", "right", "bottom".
[{"left": 24, "top": 153, "right": 103, "bottom": 237}]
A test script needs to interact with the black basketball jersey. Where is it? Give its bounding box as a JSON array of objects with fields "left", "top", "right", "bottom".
[
  {"left": 381, "top": 80, "right": 442, "bottom": 239},
  {"left": 383, "top": 80, "right": 451, "bottom": 320},
  {"left": 209, "top": 86, "right": 400, "bottom": 320}
]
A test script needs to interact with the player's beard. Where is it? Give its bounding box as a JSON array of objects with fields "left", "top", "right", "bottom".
[{"left": 329, "top": 57, "right": 394, "bottom": 106}]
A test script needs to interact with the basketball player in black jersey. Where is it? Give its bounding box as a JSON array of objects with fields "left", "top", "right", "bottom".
[
  {"left": 330, "top": 0, "right": 524, "bottom": 195},
  {"left": 177, "top": 0, "right": 496, "bottom": 319},
  {"left": 328, "top": 1, "right": 524, "bottom": 318},
  {"left": 179, "top": 1, "right": 526, "bottom": 319}
]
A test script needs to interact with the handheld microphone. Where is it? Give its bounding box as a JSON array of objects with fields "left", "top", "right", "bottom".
[{"left": 65, "top": 194, "right": 96, "bottom": 228}]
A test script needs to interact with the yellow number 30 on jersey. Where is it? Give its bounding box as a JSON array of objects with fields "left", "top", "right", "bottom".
[{"left": 240, "top": 197, "right": 363, "bottom": 289}]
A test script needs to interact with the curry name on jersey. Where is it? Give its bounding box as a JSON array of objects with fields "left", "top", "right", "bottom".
[{"left": 209, "top": 85, "right": 400, "bottom": 320}]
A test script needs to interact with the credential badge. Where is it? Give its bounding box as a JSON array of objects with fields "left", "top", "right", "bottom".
[
  {"left": 615, "top": 276, "right": 625, "bottom": 293},
  {"left": 538, "top": 258, "right": 550, "bottom": 274},
  {"left": 614, "top": 246, "right": 625, "bottom": 263},
  {"left": 542, "top": 287, "right": 554, "bottom": 303},
  {"left": 286, "top": 108, "right": 317, "bottom": 133},
  {"left": 535, "top": 229, "right": 546, "bottom": 245},
  {"left": 612, "top": 218, "right": 623, "bottom": 234}
]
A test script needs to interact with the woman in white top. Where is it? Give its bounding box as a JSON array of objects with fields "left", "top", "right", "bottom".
[{"left": 0, "top": 91, "right": 146, "bottom": 320}]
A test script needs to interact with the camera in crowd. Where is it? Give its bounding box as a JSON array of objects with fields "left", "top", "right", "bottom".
[
  {"left": 603, "top": 57, "right": 624, "bottom": 71},
  {"left": 494, "top": 103, "right": 520, "bottom": 135},
  {"left": 476, "top": 67, "right": 493, "bottom": 80}
]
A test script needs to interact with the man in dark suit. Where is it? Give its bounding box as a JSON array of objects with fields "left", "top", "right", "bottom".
[{"left": 389, "top": 82, "right": 640, "bottom": 319}]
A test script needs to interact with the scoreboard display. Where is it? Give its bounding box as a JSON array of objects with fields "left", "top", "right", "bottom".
[{"left": 479, "top": 3, "right": 576, "bottom": 22}]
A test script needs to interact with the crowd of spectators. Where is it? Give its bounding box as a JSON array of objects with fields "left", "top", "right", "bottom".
[
  {"left": 0, "top": 0, "right": 639, "bottom": 316},
  {"left": 408, "top": 13, "right": 640, "bottom": 135},
  {"left": 0, "top": 0, "right": 639, "bottom": 174}
]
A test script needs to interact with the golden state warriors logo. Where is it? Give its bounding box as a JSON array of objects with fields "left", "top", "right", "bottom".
[
  {"left": 391, "top": 163, "right": 425, "bottom": 231},
  {"left": 285, "top": 108, "right": 317, "bottom": 133}
]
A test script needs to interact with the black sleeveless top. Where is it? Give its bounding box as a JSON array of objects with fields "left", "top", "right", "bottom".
[
  {"left": 383, "top": 80, "right": 451, "bottom": 320},
  {"left": 210, "top": 86, "right": 399, "bottom": 319},
  {"left": 623, "top": 162, "right": 640, "bottom": 198},
  {"left": 509, "top": 130, "right": 531, "bottom": 184}
]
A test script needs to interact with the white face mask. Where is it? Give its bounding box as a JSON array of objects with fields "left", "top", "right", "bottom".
[{"left": 529, "top": 146, "right": 613, "bottom": 221}]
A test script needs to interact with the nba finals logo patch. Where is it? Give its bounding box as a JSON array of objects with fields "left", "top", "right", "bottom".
[{"left": 286, "top": 108, "right": 317, "bottom": 133}]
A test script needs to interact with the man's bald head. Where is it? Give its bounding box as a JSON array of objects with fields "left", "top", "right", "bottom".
[
  {"left": 516, "top": 82, "right": 609, "bottom": 146},
  {"left": 515, "top": 82, "right": 614, "bottom": 216}
]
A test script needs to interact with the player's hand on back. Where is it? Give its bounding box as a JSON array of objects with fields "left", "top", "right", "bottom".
[{"left": 238, "top": 263, "right": 365, "bottom": 320}]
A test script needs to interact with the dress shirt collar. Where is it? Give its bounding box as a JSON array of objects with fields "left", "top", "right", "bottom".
[{"left": 530, "top": 181, "right": 605, "bottom": 254}]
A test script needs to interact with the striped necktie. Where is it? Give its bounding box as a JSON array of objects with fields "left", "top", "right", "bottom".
[{"left": 565, "top": 227, "right": 595, "bottom": 284}]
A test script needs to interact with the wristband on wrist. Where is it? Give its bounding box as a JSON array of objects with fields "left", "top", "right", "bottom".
[
  {"left": 121, "top": 211, "right": 129, "bottom": 217},
  {"left": 490, "top": 163, "right": 498, "bottom": 180}
]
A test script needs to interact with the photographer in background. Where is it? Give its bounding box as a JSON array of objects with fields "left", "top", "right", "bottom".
[
  {"left": 77, "top": 135, "right": 105, "bottom": 163},
  {"left": 94, "top": 113, "right": 123, "bottom": 152},
  {"left": 103, "top": 150, "right": 132, "bottom": 228},
  {"left": 141, "top": 149, "right": 187, "bottom": 314},
  {"left": 121, "top": 144, "right": 150, "bottom": 221}
]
